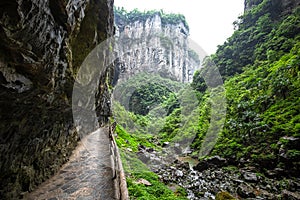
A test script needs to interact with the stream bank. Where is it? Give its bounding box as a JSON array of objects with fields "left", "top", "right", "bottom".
[{"left": 137, "top": 145, "right": 300, "bottom": 199}]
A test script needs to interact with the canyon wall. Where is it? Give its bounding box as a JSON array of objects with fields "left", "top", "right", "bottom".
[
  {"left": 114, "top": 9, "right": 200, "bottom": 83},
  {"left": 0, "top": 0, "right": 114, "bottom": 198}
]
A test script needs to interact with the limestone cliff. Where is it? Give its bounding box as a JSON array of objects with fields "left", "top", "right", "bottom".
[
  {"left": 0, "top": 0, "right": 114, "bottom": 198},
  {"left": 114, "top": 8, "right": 200, "bottom": 83}
]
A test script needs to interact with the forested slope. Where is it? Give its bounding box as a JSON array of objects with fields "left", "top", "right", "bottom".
[
  {"left": 192, "top": 0, "right": 300, "bottom": 176},
  {"left": 112, "top": 1, "right": 300, "bottom": 199}
]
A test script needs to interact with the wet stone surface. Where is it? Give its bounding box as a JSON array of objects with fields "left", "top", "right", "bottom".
[
  {"left": 24, "top": 128, "right": 116, "bottom": 200},
  {"left": 155, "top": 159, "right": 300, "bottom": 200}
]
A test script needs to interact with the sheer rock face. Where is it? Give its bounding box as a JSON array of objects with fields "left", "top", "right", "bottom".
[
  {"left": 114, "top": 13, "right": 200, "bottom": 83},
  {"left": 0, "top": 0, "right": 114, "bottom": 198}
]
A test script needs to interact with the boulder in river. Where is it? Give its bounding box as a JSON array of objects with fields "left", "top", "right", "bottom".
[
  {"left": 237, "top": 183, "right": 256, "bottom": 198},
  {"left": 193, "top": 156, "right": 227, "bottom": 171},
  {"left": 242, "top": 171, "right": 258, "bottom": 183}
]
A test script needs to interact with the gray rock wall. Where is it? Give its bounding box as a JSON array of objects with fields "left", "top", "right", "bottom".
[
  {"left": 0, "top": 0, "right": 114, "bottom": 198},
  {"left": 114, "top": 12, "right": 199, "bottom": 83}
]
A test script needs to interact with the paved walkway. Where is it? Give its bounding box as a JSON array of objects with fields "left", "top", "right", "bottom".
[{"left": 24, "top": 127, "right": 116, "bottom": 200}]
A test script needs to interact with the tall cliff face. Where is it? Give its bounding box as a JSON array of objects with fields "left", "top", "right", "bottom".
[
  {"left": 114, "top": 9, "right": 200, "bottom": 83},
  {"left": 0, "top": 0, "right": 114, "bottom": 198}
]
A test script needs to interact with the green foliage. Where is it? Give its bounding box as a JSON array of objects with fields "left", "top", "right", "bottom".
[
  {"left": 115, "top": 124, "right": 156, "bottom": 152},
  {"left": 190, "top": 4, "right": 300, "bottom": 172},
  {"left": 113, "top": 4, "right": 300, "bottom": 197},
  {"left": 116, "top": 126, "right": 187, "bottom": 200},
  {"left": 212, "top": 1, "right": 300, "bottom": 79},
  {"left": 114, "top": 73, "right": 183, "bottom": 111},
  {"left": 126, "top": 170, "right": 188, "bottom": 200},
  {"left": 113, "top": 73, "right": 201, "bottom": 199},
  {"left": 189, "top": 94, "right": 211, "bottom": 153},
  {"left": 286, "top": 150, "right": 300, "bottom": 160},
  {"left": 212, "top": 34, "right": 299, "bottom": 170},
  {"left": 188, "top": 49, "right": 200, "bottom": 64},
  {"left": 159, "top": 108, "right": 182, "bottom": 142},
  {"left": 191, "top": 70, "right": 207, "bottom": 93},
  {"left": 114, "top": 7, "right": 189, "bottom": 31},
  {"left": 129, "top": 83, "right": 175, "bottom": 115}
]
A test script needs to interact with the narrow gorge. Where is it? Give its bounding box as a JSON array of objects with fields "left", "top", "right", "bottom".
[
  {"left": 112, "top": 0, "right": 300, "bottom": 199},
  {"left": 0, "top": 0, "right": 299, "bottom": 199}
]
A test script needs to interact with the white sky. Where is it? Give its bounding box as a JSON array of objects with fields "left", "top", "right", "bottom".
[{"left": 114, "top": 0, "right": 244, "bottom": 55}]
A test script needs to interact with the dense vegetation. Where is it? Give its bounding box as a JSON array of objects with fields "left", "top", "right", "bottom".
[
  {"left": 113, "top": 73, "right": 199, "bottom": 143},
  {"left": 112, "top": 73, "right": 200, "bottom": 199},
  {"left": 115, "top": 125, "right": 187, "bottom": 200},
  {"left": 114, "top": 7, "right": 189, "bottom": 31},
  {"left": 113, "top": 1, "right": 300, "bottom": 199},
  {"left": 211, "top": 0, "right": 300, "bottom": 79},
  {"left": 192, "top": 1, "right": 300, "bottom": 175}
]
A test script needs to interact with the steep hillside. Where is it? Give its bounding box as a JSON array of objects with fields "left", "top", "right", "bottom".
[
  {"left": 192, "top": 0, "right": 300, "bottom": 176},
  {"left": 113, "top": 1, "right": 300, "bottom": 199}
]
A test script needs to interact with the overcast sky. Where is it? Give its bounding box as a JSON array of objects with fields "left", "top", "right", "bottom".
[{"left": 114, "top": 0, "right": 244, "bottom": 55}]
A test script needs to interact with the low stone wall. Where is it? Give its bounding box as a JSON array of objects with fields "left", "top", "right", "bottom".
[{"left": 109, "top": 123, "right": 130, "bottom": 200}]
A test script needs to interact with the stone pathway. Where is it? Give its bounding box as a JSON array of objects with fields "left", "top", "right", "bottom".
[{"left": 24, "top": 127, "right": 116, "bottom": 200}]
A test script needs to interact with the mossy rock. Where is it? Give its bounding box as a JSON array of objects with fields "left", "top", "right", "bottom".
[{"left": 215, "top": 191, "right": 236, "bottom": 200}]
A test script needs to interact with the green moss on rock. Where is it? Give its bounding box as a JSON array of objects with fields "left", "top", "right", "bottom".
[{"left": 216, "top": 191, "right": 237, "bottom": 200}]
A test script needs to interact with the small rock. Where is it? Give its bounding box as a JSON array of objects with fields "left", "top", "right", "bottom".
[
  {"left": 257, "top": 189, "right": 276, "bottom": 199},
  {"left": 243, "top": 172, "right": 258, "bottom": 183},
  {"left": 150, "top": 156, "right": 162, "bottom": 165},
  {"left": 175, "top": 170, "right": 184, "bottom": 177},
  {"left": 193, "top": 160, "right": 209, "bottom": 171},
  {"left": 135, "top": 178, "right": 152, "bottom": 186},
  {"left": 174, "top": 145, "right": 182, "bottom": 154},
  {"left": 208, "top": 156, "right": 227, "bottom": 167},
  {"left": 146, "top": 147, "right": 154, "bottom": 153},
  {"left": 162, "top": 142, "right": 170, "bottom": 147},
  {"left": 232, "top": 179, "right": 244, "bottom": 184},
  {"left": 237, "top": 183, "right": 256, "bottom": 198},
  {"left": 177, "top": 162, "right": 190, "bottom": 170},
  {"left": 193, "top": 156, "right": 227, "bottom": 171},
  {"left": 138, "top": 145, "right": 145, "bottom": 150},
  {"left": 266, "top": 168, "right": 285, "bottom": 178},
  {"left": 281, "top": 190, "right": 300, "bottom": 200},
  {"left": 137, "top": 152, "right": 150, "bottom": 163},
  {"left": 174, "top": 143, "right": 180, "bottom": 147}
]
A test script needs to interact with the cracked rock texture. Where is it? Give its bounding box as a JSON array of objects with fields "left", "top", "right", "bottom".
[
  {"left": 114, "top": 11, "right": 200, "bottom": 83},
  {"left": 0, "top": 0, "right": 114, "bottom": 198}
]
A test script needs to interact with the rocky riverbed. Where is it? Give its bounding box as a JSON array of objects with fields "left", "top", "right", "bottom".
[{"left": 137, "top": 145, "right": 300, "bottom": 199}]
